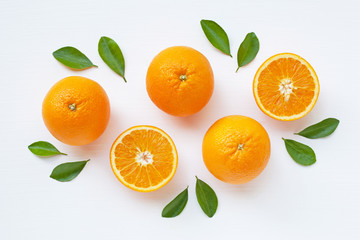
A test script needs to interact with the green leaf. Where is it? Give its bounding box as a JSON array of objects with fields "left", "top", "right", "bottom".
[
  {"left": 98, "top": 36, "right": 126, "bottom": 82},
  {"left": 53, "top": 46, "right": 97, "bottom": 70},
  {"left": 200, "top": 19, "right": 232, "bottom": 57},
  {"left": 295, "top": 118, "right": 340, "bottom": 139},
  {"left": 195, "top": 177, "right": 218, "bottom": 217},
  {"left": 50, "top": 160, "right": 90, "bottom": 182},
  {"left": 282, "top": 138, "right": 316, "bottom": 166},
  {"left": 162, "top": 187, "right": 188, "bottom": 218},
  {"left": 236, "top": 32, "right": 259, "bottom": 72},
  {"left": 28, "top": 141, "right": 66, "bottom": 157}
]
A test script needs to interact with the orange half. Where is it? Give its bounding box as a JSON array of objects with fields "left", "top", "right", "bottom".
[
  {"left": 253, "top": 53, "right": 320, "bottom": 121},
  {"left": 110, "top": 125, "right": 178, "bottom": 192}
]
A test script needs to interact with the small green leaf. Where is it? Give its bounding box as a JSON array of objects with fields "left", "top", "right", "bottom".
[
  {"left": 50, "top": 160, "right": 89, "bottom": 182},
  {"left": 200, "top": 19, "right": 232, "bottom": 57},
  {"left": 195, "top": 176, "right": 218, "bottom": 217},
  {"left": 28, "top": 141, "right": 66, "bottom": 157},
  {"left": 162, "top": 187, "right": 188, "bottom": 218},
  {"left": 236, "top": 32, "right": 259, "bottom": 72},
  {"left": 282, "top": 138, "right": 316, "bottom": 166},
  {"left": 53, "top": 47, "right": 97, "bottom": 70},
  {"left": 295, "top": 118, "right": 340, "bottom": 139},
  {"left": 98, "top": 36, "right": 126, "bottom": 82}
]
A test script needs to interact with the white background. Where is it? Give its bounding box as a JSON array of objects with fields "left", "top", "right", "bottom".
[{"left": 1, "top": 0, "right": 360, "bottom": 239}]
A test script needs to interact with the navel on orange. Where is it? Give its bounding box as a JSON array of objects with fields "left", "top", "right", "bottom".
[
  {"left": 110, "top": 126, "right": 178, "bottom": 192},
  {"left": 253, "top": 53, "right": 320, "bottom": 121}
]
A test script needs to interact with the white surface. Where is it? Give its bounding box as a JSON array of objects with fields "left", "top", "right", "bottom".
[{"left": 1, "top": 0, "right": 360, "bottom": 239}]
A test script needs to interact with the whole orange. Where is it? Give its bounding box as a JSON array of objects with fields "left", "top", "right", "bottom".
[
  {"left": 146, "top": 46, "right": 214, "bottom": 117},
  {"left": 42, "top": 76, "right": 110, "bottom": 146},
  {"left": 202, "top": 115, "right": 271, "bottom": 184}
]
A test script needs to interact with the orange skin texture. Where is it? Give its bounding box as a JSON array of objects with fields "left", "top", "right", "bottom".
[
  {"left": 202, "top": 115, "right": 271, "bottom": 184},
  {"left": 146, "top": 46, "right": 214, "bottom": 117},
  {"left": 42, "top": 76, "right": 110, "bottom": 146}
]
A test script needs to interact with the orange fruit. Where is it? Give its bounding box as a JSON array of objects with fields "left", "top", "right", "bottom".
[
  {"left": 146, "top": 46, "right": 214, "bottom": 117},
  {"left": 110, "top": 126, "right": 178, "bottom": 192},
  {"left": 42, "top": 76, "right": 110, "bottom": 146},
  {"left": 253, "top": 53, "right": 320, "bottom": 121},
  {"left": 202, "top": 115, "right": 271, "bottom": 184}
]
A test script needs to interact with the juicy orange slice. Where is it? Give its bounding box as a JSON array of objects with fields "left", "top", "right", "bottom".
[
  {"left": 253, "top": 53, "right": 320, "bottom": 121},
  {"left": 110, "top": 125, "right": 178, "bottom": 192}
]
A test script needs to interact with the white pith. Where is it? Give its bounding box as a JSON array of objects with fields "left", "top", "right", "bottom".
[
  {"left": 279, "top": 78, "right": 297, "bottom": 102},
  {"left": 136, "top": 151, "right": 153, "bottom": 165}
]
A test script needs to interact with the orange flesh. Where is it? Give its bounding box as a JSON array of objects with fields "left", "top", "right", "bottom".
[
  {"left": 111, "top": 127, "right": 177, "bottom": 191},
  {"left": 257, "top": 58, "right": 316, "bottom": 116}
]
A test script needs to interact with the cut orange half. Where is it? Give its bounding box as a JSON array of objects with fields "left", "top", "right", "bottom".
[
  {"left": 110, "top": 125, "right": 178, "bottom": 192},
  {"left": 253, "top": 53, "right": 319, "bottom": 121}
]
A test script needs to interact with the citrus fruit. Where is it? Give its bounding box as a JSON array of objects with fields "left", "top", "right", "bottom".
[
  {"left": 42, "top": 76, "right": 110, "bottom": 146},
  {"left": 110, "top": 126, "right": 178, "bottom": 192},
  {"left": 253, "top": 53, "right": 319, "bottom": 121},
  {"left": 146, "top": 46, "right": 214, "bottom": 117},
  {"left": 202, "top": 115, "right": 271, "bottom": 184}
]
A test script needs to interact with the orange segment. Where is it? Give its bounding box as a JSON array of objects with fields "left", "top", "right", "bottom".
[
  {"left": 110, "top": 126, "right": 178, "bottom": 192},
  {"left": 253, "top": 53, "right": 319, "bottom": 121}
]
